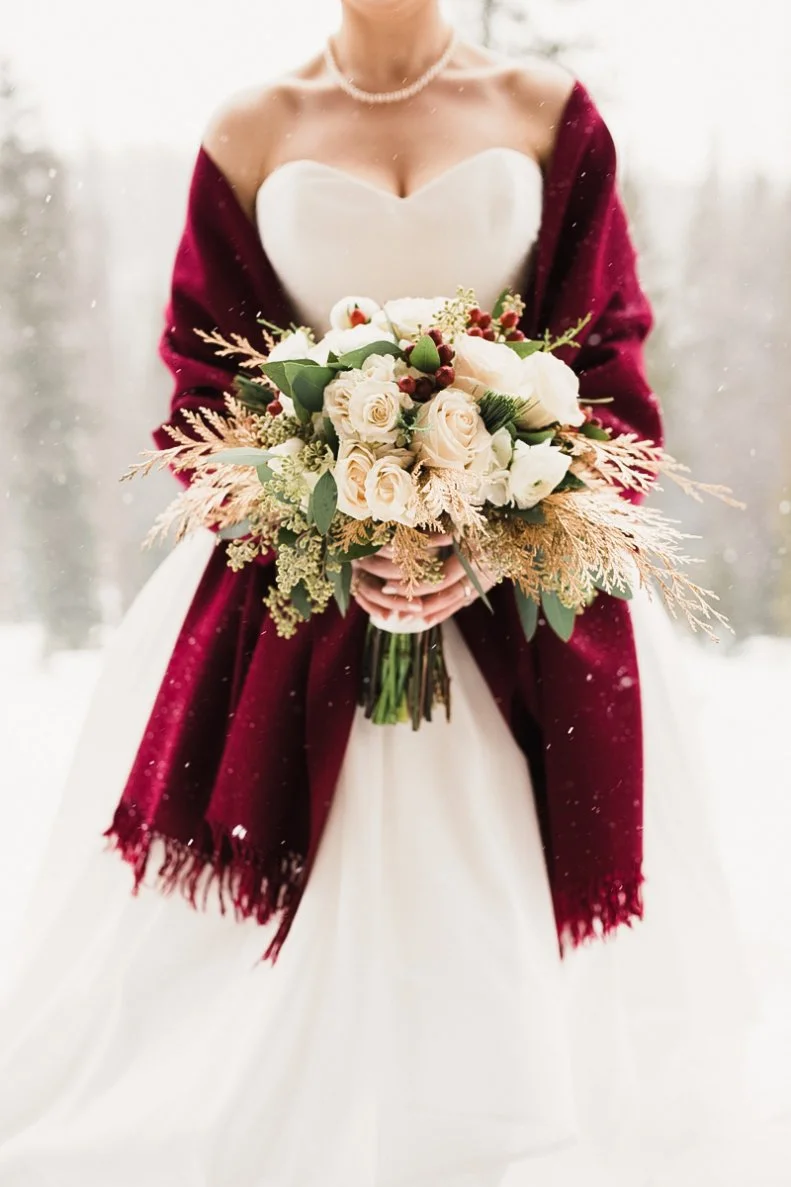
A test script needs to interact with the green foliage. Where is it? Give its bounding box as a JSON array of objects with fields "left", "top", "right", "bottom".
[
  {"left": 308, "top": 470, "right": 338, "bottom": 535},
  {"left": 410, "top": 334, "right": 442, "bottom": 373},
  {"left": 514, "top": 585, "right": 539, "bottom": 641},
  {"left": 478, "top": 390, "right": 531, "bottom": 434},
  {"left": 540, "top": 590, "right": 577, "bottom": 641},
  {"left": 453, "top": 542, "right": 493, "bottom": 612}
]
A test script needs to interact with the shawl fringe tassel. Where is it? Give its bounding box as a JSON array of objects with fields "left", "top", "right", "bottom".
[{"left": 103, "top": 801, "right": 306, "bottom": 962}]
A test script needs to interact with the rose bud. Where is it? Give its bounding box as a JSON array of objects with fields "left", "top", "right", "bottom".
[
  {"left": 466, "top": 326, "right": 484, "bottom": 338},
  {"left": 437, "top": 343, "right": 454, "bottom": 366},
  {"left": 499, "top": 309, "right": 519, "bottom": 330},
  {"left": 413, "top": 376, "right": 436, "bottom": 401},
  {"left": 398, "top": 375, "right": 417, "bottom": 396},
  {"left": 427, "top": 327, "right": 444, "bottom": 346},
  {"left": 467, "top": 306, "right": 482, "bottom": 324},
  {"left": 434, "top": 365, "right": 455, "bottom": 388},
  {"left": 476, "top": 311, "right": 492, "bottom": 330},
  {"left": 266, "top": 400, "right": 283, "bottom": 416},
  {"left": 348, "top": 306, "right": 368, "bottom": 327},
  {"left": 505, "top": 330, "right": 526, "bottom": 342}
]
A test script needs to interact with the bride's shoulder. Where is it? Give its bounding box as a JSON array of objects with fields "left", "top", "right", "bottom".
[
  {"left": 492, "top": 54, "right": 579, "bottom": 168},
  {"left": 200, "top": 80, "right": 303, "bottom": 218}
]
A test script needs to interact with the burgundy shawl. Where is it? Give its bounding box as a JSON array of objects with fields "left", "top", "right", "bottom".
[{"left": 105, "top": 79, "right": 663, "bottom": 959}]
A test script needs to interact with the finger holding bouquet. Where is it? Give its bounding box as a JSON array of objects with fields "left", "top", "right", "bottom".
[{"left": 124, "top": 285, "right": 741, "bottom": 728}]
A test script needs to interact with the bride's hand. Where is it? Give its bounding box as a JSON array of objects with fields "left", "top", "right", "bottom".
[{"left": 351, "top": 534, "right": 494, "bottom": 627}]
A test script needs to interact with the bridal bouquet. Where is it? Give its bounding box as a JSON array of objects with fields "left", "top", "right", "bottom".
[{"left": 128, "top": 286, "right": 736, "bottom": 727}]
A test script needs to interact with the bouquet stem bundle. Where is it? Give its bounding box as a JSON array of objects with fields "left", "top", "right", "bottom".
[{"left": 360, "top": 624, "right": 450, "bottom": 727}]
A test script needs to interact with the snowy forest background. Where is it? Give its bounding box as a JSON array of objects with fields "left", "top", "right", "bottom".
[{"left": 0, "top": 1, "right": 789, "bottom": 653}]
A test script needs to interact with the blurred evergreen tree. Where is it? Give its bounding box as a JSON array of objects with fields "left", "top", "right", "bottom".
[{"left": 0, "top": 61, "right": 100, "bottom": 651}]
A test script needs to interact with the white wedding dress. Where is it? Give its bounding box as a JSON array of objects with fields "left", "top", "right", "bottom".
[{"left": 0, "top": 149, "right": 755, "bottom": 1186}]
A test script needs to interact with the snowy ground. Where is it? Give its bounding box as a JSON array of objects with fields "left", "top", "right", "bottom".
[{"left": 1, "top": 621, "right": 790, "bottom": 1183}]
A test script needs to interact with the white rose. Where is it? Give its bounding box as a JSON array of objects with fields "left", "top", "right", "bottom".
[
  {"left": 507, "top": 439, "right": 572, "bottom": 509},
  {"left": 334, "top": 441, "right": 376, "bottom": 520},
  {"left": 514, "top": 351, "right": 584, "bottom": 430},
  {"left": 267, "top": 328, "right": 313, "bottom": 362},
  {"left": 309, "top": 321, "right": 395, "bottom": 365},
  {"left": 266, "top": 437, "right": 304, "bottom": 475},
  {"left": 364, "top": 455, "right": 416, "bottom": 524},
  {"left": 359, "top": 351, "right": 408, "bottom": 385},
  {"left": 328, "top": 295, "right": 383, "bottom": 331},
  {"left": 372, "top": 296, "right": 449, "bottom": 343},
  {"left": 470, "top": 426, "right": 514, "bottom": 507},
  {"left": 452, "top": 333, "right": 585, "bottom": 430},
  {"left": 414, "top": 387, "right": 491, "bottom": 471}
]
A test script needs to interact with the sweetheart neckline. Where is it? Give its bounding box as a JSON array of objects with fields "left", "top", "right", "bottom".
[{"left": 255, "top": 146, "right": 544, "bottom": 207}]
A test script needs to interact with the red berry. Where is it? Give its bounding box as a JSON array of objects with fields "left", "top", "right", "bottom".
[
  {"left": 434, "top": 365, "right": 455, "bottom": 388},
  {"left": 398, "top": 375, "right": 416, "bottom": 396},
  {"left": 477, "top": 312, "right": 492, "bottom": 330},
  {"left": 427, "top": 327, "right": 444, "bottom": 346},
  {"left": 467, "top": 307, "right": 482, "bottom": 324},
  {"left": 482, "top": 328, "right": 496, "bottom": 342},
  {"left": 414, "top": 376, "right": 436, "bottom": 401},
  {"left": 505, "top": 330, "right": 526, "bottom": 342},
  {"left": 266, "top": 400, "right": 282, "bottom": 416},
  {"left": 348, "top": 307, "right": 368, "bottom": 327},
  {"left": 437, "top": 343, "right": 454, "bottom": 366},
  {"left": 403, "top": 342, "right": 415, "bottom": 359},
  {"left": 466, "top": 326, "right": 484, "bottom": 338},
  {"left": 499, "top": 309, "right": 519, "bottom": 330}
]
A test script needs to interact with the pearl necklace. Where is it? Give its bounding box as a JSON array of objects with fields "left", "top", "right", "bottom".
[{"left": 323, "top": 29, "right": 457, "bottom": 105}]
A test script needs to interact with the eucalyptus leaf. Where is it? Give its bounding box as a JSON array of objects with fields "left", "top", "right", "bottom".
[
  {"left": 217, "top": 519, "right": 252, "bottom": 541},
  {"left": 309, "top": 470, "right": 338, "bottom": 535},
  {"left": 256, "top": 463, "right": 274, "bottom": 485},
  {"left": 334, "top": 340, "right": 403, "bottom": 370},
  {"left": 594, "top": 577, "right": 633, "bottom": 600},
  {"left": 514, "top": 586, "right": 539, "bottom": 641},
  {"left": 540, "top": 590, "right": 577, "bottom": 642},
  {"left": 278, "top": 527, "right": 301, "bottom": 548},
  {"left": 553, "top": 471, "right": 587, "bottom": 494},
  {"left": 259, "top": 360, "right": 295, "bottom": 399},
  {"left": 290, "top": 582, "right": 313, "bottom": 621},
  {"left": 516, "top": 428, "right": 557, "bottom": 445},
  {"left": 322, "top": 416, "right": 340, "bottom": 457},
  {"left": 580, "top": 420, "right": 611, "bottom": 441},
  {"left": 330, "top": 562, "right": 353, "bottom": 617},
  {"left": 491, "top": 288, "right": 510, "bottom": 321},
  {"left": 410, "top": 334, "right": 441, "bottom": 373},
  {"left": 332, "top": 538, "right": 381, "bottom": 562},
  {"left": 291, "top": 365, "right": 336, "bottom": 414},
  {"left": 453, "top": 543, "right": 493, "bottom": 613},
  {"left": 232, "top": 375, "right": 271, "bottom": 411},
  {"left": 510, "top": 505, "right": 546, "bottom": 525},
  {"left": 504, "top": 338, "right": 544, "bottom": 358},
  {"left": 210, "top": 447, "right": 273, "bottom": 466}
]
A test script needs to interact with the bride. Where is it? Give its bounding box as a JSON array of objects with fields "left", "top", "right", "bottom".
[{"left": 0, "top": 2, "right": 755, "bottom": 1184}]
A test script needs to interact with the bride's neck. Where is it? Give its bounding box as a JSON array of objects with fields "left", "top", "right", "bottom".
[{"left": 332, "top": 3, "right": 454, "bottom": 92}]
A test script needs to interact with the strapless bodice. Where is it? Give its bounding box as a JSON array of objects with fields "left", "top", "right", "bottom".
[{"left": 255, "top": 148, "right": 544, "bottom": 334}]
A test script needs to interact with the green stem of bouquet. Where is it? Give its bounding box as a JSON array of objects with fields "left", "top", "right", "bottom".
[{"left": 360, "top": 624, "right": 451, "bottom": 729}]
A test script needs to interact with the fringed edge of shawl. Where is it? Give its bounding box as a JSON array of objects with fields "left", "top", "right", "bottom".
[
  {"left": 103, "top": 802, "right": 306, "bottom": 963},
  {"left": 555, "top": 864, "right": 645, "bottom": 953}
]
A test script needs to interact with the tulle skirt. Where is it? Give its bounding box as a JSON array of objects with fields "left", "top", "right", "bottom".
[{"left": 0, "top": 530, "right": 756, "bottom": 1186}]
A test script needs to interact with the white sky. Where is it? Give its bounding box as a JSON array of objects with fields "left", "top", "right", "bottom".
[{"left": 3, "top": 0, "right": 790, "bottom": 183}]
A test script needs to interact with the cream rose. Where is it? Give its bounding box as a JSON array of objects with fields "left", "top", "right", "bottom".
[
  {"left": 347, "top": 379, "right": 408, "bottom": 445},
  {"left": 507, "top": 439, "right": 572, "bottom": 509},
  {"left": 323, "top": 370, "right": 360, "bottom": 438},
  {"left": 334, "top": 441, "right": 376, "bottom": 520},
  {"left": 328, "top": 295, "right": 382, "bottom": 331},
  {"left": 414, "top": 388, "right": 491, "bottom": 471},
  {"left": 364, "top": 455, "right": 416, "bottom": 524},
  {"left": 452, "top": 333, "right": 523, "bottom": 401},
  {"left": 372, "top": 296, "right": 449, "bottom": 343}
]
